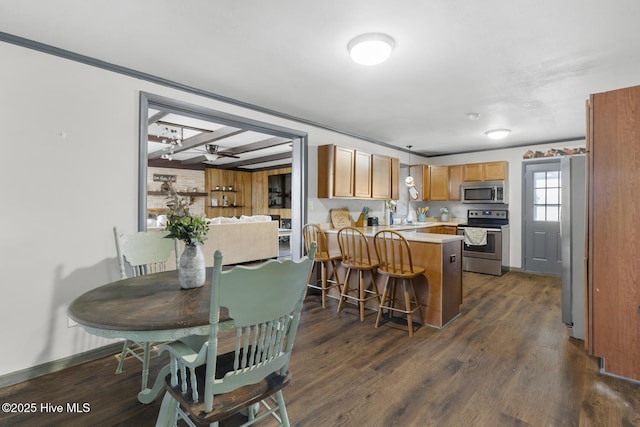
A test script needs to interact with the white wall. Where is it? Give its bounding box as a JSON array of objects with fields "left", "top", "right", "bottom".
[{"left": 0, "top": 41, "right": 411, "bottom": 377}]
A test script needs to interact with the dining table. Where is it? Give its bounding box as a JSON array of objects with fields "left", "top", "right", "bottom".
[{"left": 67, "top": 267, "right": 230, "bottom": 404}]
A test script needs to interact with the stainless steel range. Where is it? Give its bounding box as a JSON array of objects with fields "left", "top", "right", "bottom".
[{"left": 457, "top": 209, "right": 510, "bottom": 276}]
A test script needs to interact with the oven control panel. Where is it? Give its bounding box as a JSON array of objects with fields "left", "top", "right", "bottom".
[{"left": 468, "top": 209, "right": 508, "bottom": 220}]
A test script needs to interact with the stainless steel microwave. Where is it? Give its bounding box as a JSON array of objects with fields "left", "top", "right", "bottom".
[{"left": 460, "top": 180, "right": 508, "bottom": 204}]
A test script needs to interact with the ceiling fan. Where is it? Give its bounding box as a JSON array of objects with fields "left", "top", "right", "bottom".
[{"left": 196, "top": 144, "right": 241, "bottom": 164}]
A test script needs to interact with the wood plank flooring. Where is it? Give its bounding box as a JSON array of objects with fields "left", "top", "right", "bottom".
[{"left": 1, "top": 271, "right": 639, "bottom": 426}]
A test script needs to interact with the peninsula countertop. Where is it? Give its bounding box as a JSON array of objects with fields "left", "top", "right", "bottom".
[
  {"left": 322, "top": 222, "right": 464, "bottom": 244},
  {"left": 321, "top": 220, "right": 464, "bottom": 328}
]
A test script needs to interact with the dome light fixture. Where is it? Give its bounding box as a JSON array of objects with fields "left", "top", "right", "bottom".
[
  {"left": 485, "top": 129, "right": 511, "bottom": 139},
  {"left": 348, "top": 33, "right": 395, "bottom": 66}
]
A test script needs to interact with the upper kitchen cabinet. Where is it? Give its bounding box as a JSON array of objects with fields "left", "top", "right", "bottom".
[
  {"left": 463, "top": 161, "right": 508, "bottom": 182},
  {"left": 409, "top": 164, "right": 429, "bottom": 201},
  {"left": 318, "top": 145, "right": 355, "bottom": 198},
  {"left": 318, "top": 144, "right": 399, "bottom": 200},
  {"left": 354, "top": 150, "right": 372, "bottom": 198},
  {"left": 409, "top": 164, "right": 453, "bottom": 201},
  {"left": 587, "top": 84, "right": 640, "bottom": 382},
  {"left": 448, "top": 165, "right": 463, "bottom": 201},
  {"left": 390, "top": 157, "right": 400, "bottom": 200},
  {"left": 371, "top": 154, "right": 393, "bottom": 199},
  {"left": 429, "top": 165, "right": 449, "bottom": 201}
]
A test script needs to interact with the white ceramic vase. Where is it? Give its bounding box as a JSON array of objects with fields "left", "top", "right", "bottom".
[
  {"left": 179, "top": 243, "right": 206, "bottom": 289},
  {"left": 440, "top": 213, "right": 449, "bottom": 222}
]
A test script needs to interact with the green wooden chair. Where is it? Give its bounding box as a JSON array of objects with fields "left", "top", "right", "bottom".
[
  {"left": 113, "top": 226, "right": 179, "bottom": 390},
  {"left": 155, "top": 242, "right": 316, "bottom": 427}
]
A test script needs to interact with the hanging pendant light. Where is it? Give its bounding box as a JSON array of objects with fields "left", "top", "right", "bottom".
[{"left": 405, "top": 145, "right": 414, "bottom": 187}]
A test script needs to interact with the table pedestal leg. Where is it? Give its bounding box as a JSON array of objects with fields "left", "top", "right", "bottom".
[{"left": 138, "top": 364, "right": 170, "bottom": 404}]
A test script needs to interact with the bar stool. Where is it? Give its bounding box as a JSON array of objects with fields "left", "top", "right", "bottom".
[
  {"left": 336, "top": 227, "right": 381, "bottom": 321},
  {"left": 302, "top": 224, "right": 343, "bottom": 308},
  {"left": 373, "top": 230, "right": 425, "bottom": 336}
]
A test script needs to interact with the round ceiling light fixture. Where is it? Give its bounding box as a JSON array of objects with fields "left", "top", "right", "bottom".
[
  {"left": 348, "top": 33, "right": 395, "bottom": 66},
  {"left": 485, "top": 129, "right": 511, "bottom": 139}
]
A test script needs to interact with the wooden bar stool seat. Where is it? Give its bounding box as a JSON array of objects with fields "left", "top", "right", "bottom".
[
  {"left": 373, "top": 230, "right": 425, "bottom": 336},
  {"left": 303, "top": 224, "right": 343, "bottom": 308},
  {"left": 336, "top": 227, "right": 381, "bottom": 322}
]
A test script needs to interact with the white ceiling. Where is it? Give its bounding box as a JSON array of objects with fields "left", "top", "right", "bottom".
[{"left": 2, "top": 1, "right": 640, "bottom": 156}]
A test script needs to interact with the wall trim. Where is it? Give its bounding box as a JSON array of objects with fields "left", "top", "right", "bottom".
[{"left": 0, "top": 343, "right": 123, "bottom": 389}]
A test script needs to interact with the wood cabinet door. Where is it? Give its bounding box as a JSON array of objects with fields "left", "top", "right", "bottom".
[
  {"left": 409, "top": 165, "right": 429, "bottom": 201},
  {"left": 429, "top": 165, "right": 449, "bottom": 201},
  {"left": 371, "top": 154, "right": 391, "bottom": 199},
  {"left": 448, "top": 165, "right": 463, "bottom": 201},
  {"left": 333, "top": 146, "right": 355, "bottom": 197},
  {"left": 390, "top": 157, "right": 400, "bottom": 200},
  {"left": 484, "top": 161, "right": 507, "bottom": 181},
  {"left": 589, "top": 85, "right": 640, "bottom": 381},
  {"left": 354, "top": 150, "right": 372, "bottom": 198},
  {"left": 462, "top": 163, "right": 484, "bottom": 181}
]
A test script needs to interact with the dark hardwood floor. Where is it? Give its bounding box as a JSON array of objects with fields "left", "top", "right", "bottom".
[{"left": 1, "top": 271, "right": 639, "bottom": 426}]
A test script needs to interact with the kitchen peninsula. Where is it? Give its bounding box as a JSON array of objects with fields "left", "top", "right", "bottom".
[{"left": 324, "top": 223, "right": 463, "bottom": 328}]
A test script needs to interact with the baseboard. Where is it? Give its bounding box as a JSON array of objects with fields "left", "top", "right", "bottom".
[{"left": 0, "top": 342, "right": 123, "bottom": 388}]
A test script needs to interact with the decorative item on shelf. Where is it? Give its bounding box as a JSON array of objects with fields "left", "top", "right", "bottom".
[
  {"left": 165, "top": 188, "right": 209, "bottom": 289},
  {"left": 440, "top": 206, "right": 449, "bottom": 222},
  {"left": 417, "top": 206, "right": 429, "bottom": 223}
]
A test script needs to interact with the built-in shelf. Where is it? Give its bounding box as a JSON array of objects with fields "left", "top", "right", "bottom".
[
  {"left": 211, "top": 190, "right": 237, "bottom": 193},
  {"left": 210, "top": 205, "right": 243, "bottom": 208}
]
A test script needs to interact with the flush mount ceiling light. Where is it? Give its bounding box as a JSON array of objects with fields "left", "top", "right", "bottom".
[
  {"left": 485, "top": 129, "right": 511, "bottom": 139},
  {"left": 348, "top": 33, "right": 395, "bottom": 66}
]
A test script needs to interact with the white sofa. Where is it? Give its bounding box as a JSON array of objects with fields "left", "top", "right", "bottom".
[
  {"left": 199, "top": 216, "right": 279, "bottom": 266},
  {"left": 151, "top": 215, "right": 279, "bottom": 267}
]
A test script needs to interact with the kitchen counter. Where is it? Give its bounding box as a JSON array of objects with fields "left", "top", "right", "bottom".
[
  {"left": 323, "top": 222, "right": 464, "bottom": 244},
  {"left": 322, "top": 223, "right": 463, "bottom": 328}
]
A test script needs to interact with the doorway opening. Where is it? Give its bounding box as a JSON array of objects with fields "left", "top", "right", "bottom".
[{"left": 138, "top": 92, "right": 308, "bottom": 259}]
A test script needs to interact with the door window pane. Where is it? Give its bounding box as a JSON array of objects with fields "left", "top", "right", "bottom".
[{"left": 533, "top": 170, "right": 561, "bottom": 222}]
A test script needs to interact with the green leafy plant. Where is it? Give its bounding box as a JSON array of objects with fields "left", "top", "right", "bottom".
[
  {"left": 440, "top": 206, "right": 449, "bottom": 214},
  {"left": 165, "top": 187, "right": 209, "bottom": 246}
]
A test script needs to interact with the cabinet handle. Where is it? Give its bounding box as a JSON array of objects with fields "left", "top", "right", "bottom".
[{"left": 450, "top": 254, "right": 456, "bottom": 263}]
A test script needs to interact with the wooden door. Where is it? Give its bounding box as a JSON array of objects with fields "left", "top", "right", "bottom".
[
  {"left": 354, "top": 150, "right": 372, "bottom": 198},
  {"left": 409, "top": 165, "right": 429, "bottom": 201},
  {"left": 371, "top": 154, "right": 391, "bottom": 199},
  {"left": 333, "top": 146, "right": 355, "bottom": 197},
  {"left": 588, "top": 86, "right": 640, "bottom": 381},
  {"left": 448, "top": 165, "right": 462, "bottom": 201},
  {"left": 429, "top": 165, "right": 449, "bottom": 201},
  {"left": 484, "top": 161, "right": 507, "bottom": 181},
  {"left": 390, "top": 157, "right": 400, "bottom": 200},
  {"left": 462, "top": 163, "right": 483, "bottom": 181}
]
